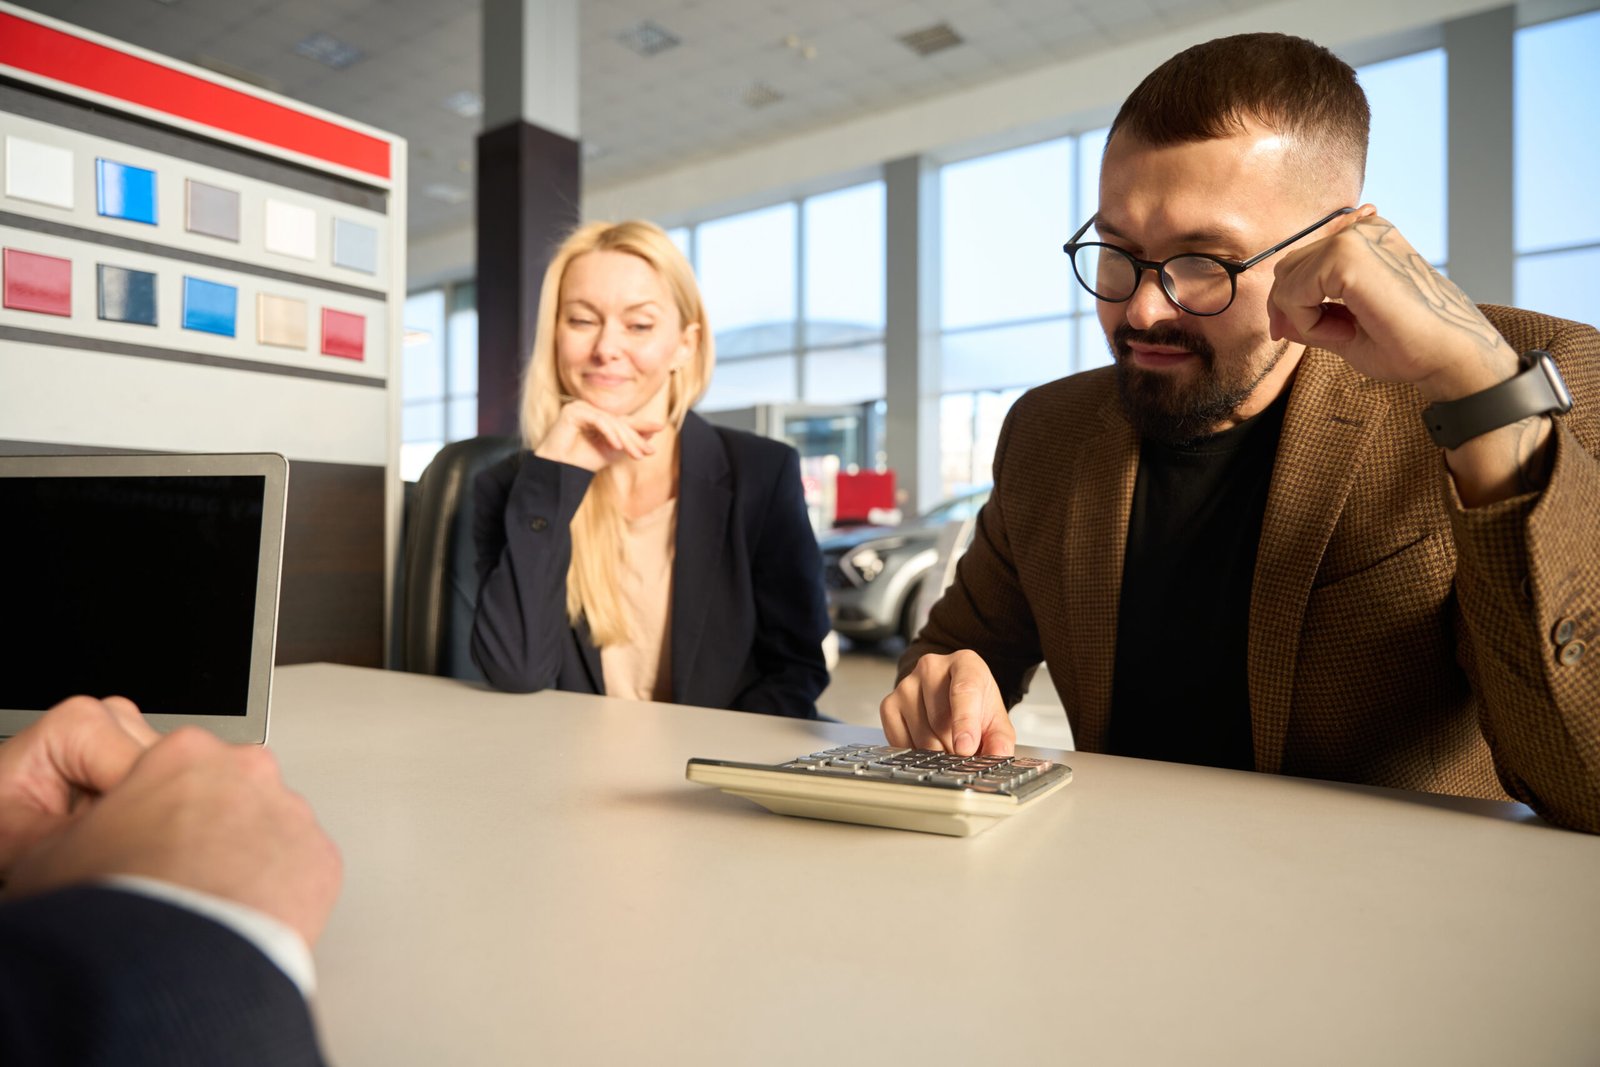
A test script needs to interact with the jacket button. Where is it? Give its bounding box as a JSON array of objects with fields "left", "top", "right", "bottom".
[
  {"left": 1553, "top": 618, "right": 1577, "bottom": 645},
  {"left": 1560, "top": 641, "right": 1585, "bottom": 666},
  {"left": 529, "top": 517, "right": 549, "bottom": 532}
]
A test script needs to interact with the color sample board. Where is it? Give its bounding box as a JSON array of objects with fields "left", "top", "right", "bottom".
[
  {"left": 0, "top": 3, "right": 406, "bottom": 670},
  {"left": 0, "top": 3, "right": 404, "bottom": 465}
]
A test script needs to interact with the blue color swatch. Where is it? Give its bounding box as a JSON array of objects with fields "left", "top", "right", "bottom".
[
  {"left": 182, "top": 276, "right": 237, "bottom": 336},
  {"left": 96, "top": 159, "right": 158, "bottom": 225},
  {"left": 332, "top": 218, "right": 379, "bottom": 274},
  {"left": 97, "top": 264, "right": 158, "bottom": 326}
]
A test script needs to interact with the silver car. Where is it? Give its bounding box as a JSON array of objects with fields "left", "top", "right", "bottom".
[{"left": 817, "top": 487, "right": 990, "bottom": 644}]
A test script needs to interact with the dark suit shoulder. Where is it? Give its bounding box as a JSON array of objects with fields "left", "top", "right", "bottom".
[
  {"left": 0, "top": 886, "right": 324, "bottom": 1066},
  {"left": 687, "top": 412, "right": 800, "bottom": 486},
  {"left": 702, "top": 418, "right": 799, "bottom": 465}
]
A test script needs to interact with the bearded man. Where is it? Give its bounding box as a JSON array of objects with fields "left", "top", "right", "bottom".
[{"left": 880, "top": 32, "right": 1600, "bottom": 833}]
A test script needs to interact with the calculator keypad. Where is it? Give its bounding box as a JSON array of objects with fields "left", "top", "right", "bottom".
[{"left": 780, "top": 744, "right": 1055, "bottom": 796}]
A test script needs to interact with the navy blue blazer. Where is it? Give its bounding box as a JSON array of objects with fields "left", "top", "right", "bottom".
[
  {"left": 0, "top": 886, "right": 325, "bottom": 1066},
  {"left": 471, "top": 412, "right": 830, "bottom": 717}
]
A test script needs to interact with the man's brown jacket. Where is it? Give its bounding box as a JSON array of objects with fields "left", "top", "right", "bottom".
[{"left": 906, "top": 305, "right": 1600, "bottom": 832}]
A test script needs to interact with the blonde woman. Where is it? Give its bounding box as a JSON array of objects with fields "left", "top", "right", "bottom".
[{"left": 470, "top": 220, "right": 830, "bottom": 716}]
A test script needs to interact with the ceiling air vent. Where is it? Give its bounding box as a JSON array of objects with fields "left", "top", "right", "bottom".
[
  {"left": 294, "top": 32, "right": 364, "bottom": 70},
  {"left": 618, "top": 21, "right": 681, "bottom": 57},
  {"left": 899, "top": 22, "right": 964, "bottom": 57},
  {"left": 741, "top": 82, "right": 784, "bottom": 109}
]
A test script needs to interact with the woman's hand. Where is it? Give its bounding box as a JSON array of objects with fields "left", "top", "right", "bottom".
[{"left": 533, "top": 400, "right": 664, "bottom": 472}]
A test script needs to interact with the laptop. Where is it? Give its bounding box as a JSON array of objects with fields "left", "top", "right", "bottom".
[{"left": 0, "top": 452, "right": 288, "bottom": 744}]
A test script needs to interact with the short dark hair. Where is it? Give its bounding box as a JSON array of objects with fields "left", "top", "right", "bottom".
[{"left": 1107, "top": 33, "right": 1370, "bottom": 181}]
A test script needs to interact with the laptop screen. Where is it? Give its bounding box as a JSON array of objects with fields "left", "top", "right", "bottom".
[{"left": 0, "top": 453, "right": 287, "bottom": 743}]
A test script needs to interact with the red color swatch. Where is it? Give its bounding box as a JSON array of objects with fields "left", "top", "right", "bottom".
[
  {"left": 0, "top": 11, "right": 390, "bottom": 181},
  {"left": 321, "top": 308, "right": 366, "bottom": 361},
  {"left": 3, "top": 248, "right": 72, "bottom": 316}
]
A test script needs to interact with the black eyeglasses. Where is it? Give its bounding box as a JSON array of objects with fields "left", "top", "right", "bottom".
[{"left": 1062, "top": 207, "right": 1355, "bottom": 317}]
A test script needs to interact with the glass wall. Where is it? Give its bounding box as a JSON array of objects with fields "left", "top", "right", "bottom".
[
  {"left": 1358, "top": 49, "right": 1447, "bottom": 267},
  {"left": 935, "top": 130, "right": 1108, "bottom": 497},
  {"left": 400, "top": 281, "right": 478, "bottom": 481},
  {"left": 1515, "top": 9, "right": 1600, "bottom": 326},
  {"left": 692, "top": 182, "right": 887, "bottom": 412}
]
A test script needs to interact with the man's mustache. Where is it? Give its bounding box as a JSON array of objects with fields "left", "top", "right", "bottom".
[{"left": 1112, "top": 323, "right": 1215, "bottom": 361}]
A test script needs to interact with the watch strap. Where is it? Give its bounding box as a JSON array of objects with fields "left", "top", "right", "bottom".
[{"left": 1422, "top": 350, "right": 1572, "bottom": 450}]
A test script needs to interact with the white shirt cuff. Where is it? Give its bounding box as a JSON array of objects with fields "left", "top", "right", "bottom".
[{"left": 103, "top": 874, "right": 317, "bottom": 997}]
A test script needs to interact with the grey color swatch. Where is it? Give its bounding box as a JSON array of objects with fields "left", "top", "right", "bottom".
[
  {"left": 97, "top": 264, "right": 158, "bottom": 326},
  {"left": 186, "top": 179, "right": 241, "bottom": 241}
]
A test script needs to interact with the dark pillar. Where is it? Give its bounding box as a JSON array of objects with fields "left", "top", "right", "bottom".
[
  {"left": 476, "top": 0, "right": 581, "bottom": 437},
  {"left": 475, "top": 123, "right": 579, "bottom": 436}
]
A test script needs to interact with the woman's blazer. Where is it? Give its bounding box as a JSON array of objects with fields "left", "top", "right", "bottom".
[{"left": 471, "top": 412, "right": 830, "bottom": 717}]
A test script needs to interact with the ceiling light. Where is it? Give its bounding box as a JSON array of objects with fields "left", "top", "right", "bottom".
[
  {"left": 423, "top": 184, "right": 469, "bottom": 205},
  {"left": 899, "top": 22, "right": 964, "bottom": 57},
  {"left": 782, "top": 34, "right": 818, "bottom": 61},
  {"left": 741, "top": 82, "right": 784, "bottom": 109},
  {"left": 617, "top": 21, "right": 681, "bottom": 58},
  {"left": 443, "top": 90, "right": 482, "bottom": 118},
  {"left": 294, "top": 32, "right": 364, "bottom": 70}
]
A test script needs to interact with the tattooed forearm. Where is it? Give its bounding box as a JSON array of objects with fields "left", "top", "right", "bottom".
[{"left": 1355, "top": 221, "right": 1505, "bottom": 361}]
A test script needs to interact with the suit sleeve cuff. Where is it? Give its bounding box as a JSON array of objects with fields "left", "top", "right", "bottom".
[{"left": 103, "top": 875, "right": 317, "bottom": 998}]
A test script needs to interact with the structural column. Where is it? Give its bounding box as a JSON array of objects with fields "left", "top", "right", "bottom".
[
  {"left": 477, "top": 0, "right": 582, "bottom": 437},
  {"left": 884, "top": 154, "right": 942, "bottom": 517},
  {"left": 1444, "top": 6, "right": 1514, "bottom": 305}
]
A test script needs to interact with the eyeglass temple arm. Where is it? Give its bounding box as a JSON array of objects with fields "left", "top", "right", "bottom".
[
  {"left": 1236, "top": 206, "right": 1356, "bottom": 270},
  {"left": 1062, "top": 217, "right": 1097, "bottom": 252}
]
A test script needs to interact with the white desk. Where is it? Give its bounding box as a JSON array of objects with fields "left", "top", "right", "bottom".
[{"left": 268, "top": 664, "right": 1600, "bottom": 1066}]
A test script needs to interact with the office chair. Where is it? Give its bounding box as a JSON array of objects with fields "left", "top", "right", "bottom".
[{"left": 395, "top": 434, "right": 520, "bottom": 679}]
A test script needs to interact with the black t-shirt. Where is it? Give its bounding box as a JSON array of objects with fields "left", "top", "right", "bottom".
[{"left": 1108, "top": 390, "right": 1289, "bottom": 771}]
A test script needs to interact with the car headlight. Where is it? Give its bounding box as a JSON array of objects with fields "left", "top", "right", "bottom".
[{"left": 847, "top": 546, "right": 885, "bottom": 583}]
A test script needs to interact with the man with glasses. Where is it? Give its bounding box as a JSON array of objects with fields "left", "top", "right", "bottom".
[{"left": 881, "top": 32, "right": 1599, "bottom": 832}]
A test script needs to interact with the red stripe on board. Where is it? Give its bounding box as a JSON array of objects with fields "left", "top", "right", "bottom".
[{"left": 0, "top": 12, "right": 391, "bottom": 181}]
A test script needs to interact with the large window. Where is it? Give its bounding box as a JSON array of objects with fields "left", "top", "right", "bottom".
[
  {"left": 1515, "top": 9, "right": 1600, "bottom": 327},
  {"left": 690, "top": 182, "right": 887, "bottom": 412},
  {"left": 1358, "top": 49, "right": 1447, "bottom": 267},
  {"left": 936, "top": 129, "right": 1107, "bottom": 497},
  {"left": 400, "top": 281, "right": 478, "bottom": 481},
  {"left": 697, "top": 202, "right": 798, "bottom": 365}
]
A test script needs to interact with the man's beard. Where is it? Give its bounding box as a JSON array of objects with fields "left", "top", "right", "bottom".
[{"left": 1110, "top": 322, "right": 1287, "bottom": 445}]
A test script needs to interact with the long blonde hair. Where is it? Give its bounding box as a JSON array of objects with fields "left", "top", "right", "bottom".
[{"left": 520, "top": 220, "right": 715, "bottom": 647}]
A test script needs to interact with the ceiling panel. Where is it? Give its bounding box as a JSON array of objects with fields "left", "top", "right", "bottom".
[{"left": 7, "top": 0, "right": 1280, "bottom": 237}]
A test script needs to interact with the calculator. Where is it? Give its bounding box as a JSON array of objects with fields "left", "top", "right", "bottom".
[{"left": 685, "top": 743, "right": 1072, "bottom": 837}]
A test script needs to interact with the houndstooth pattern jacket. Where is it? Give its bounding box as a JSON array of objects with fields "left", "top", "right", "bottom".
[{"left": 905, "top": 304, "right": 1600, "bottom": 833}]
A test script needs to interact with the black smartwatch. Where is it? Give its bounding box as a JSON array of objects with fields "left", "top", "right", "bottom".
[{"left": 1422, "top": 349, "right": 1573, "bottom": 450}]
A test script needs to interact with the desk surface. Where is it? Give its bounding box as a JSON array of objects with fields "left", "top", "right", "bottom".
[{"left": 269, "top": 664, "right": 1600, "bottom": 1066}]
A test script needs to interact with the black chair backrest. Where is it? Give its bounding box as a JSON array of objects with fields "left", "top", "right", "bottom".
[{"left": 397, "top": 435, "right": 520, "bottom": 678}]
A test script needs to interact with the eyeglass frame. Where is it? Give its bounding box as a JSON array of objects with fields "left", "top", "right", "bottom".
[{"left": 1061, "top": 206, "right": 1356, "bottom": 317}]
